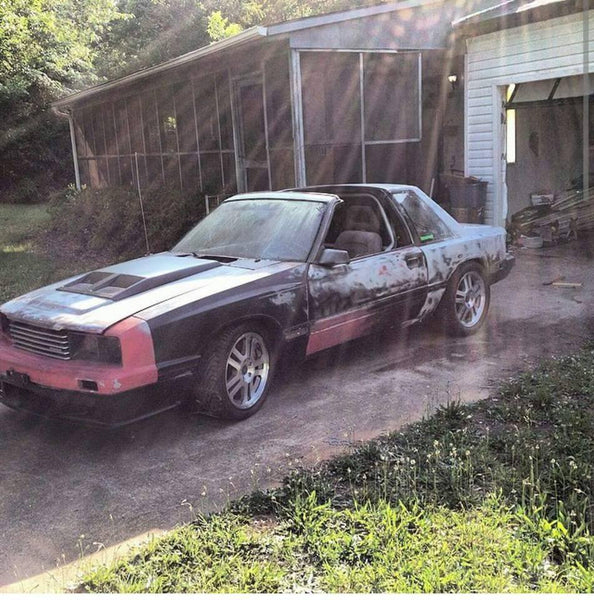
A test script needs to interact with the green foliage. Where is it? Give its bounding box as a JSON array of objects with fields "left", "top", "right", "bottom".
[
  {"left": 47, "top": 185, "right": 205, "bottom": 262},
  {"left": 0, "top": 0, "right": 127, "bottom": 203},
  {"left": 76, "top": 347, "right": 594, "bottom": 592},
  {"left": 207, "top": 11, "right": 243, "bottom": 42},
  {"left": 94, "top": 0, "right": 211, "bottom": 79}
]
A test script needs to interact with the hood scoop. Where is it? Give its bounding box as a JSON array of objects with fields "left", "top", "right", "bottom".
[{"left": 58, "top": 262, "right": 219, "bottom": 301}]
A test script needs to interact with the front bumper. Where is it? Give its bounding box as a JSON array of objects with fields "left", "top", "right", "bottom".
[
  {"left": 490, "top": 252, "right": 515, "bottom": 285},
  {"left": 0, "top": 317, "right": 158, "bottom": 395},
  {"left": 0, "top": 377, "right": 188, "bottom": 428}
]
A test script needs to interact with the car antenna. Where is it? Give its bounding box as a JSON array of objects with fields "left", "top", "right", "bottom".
[{"left": 134, "top": 152, "right": 151, "bottom": 255}]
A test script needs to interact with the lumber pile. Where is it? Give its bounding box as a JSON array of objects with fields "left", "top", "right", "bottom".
[
  {"left": 551, "top": 187, "right": 594, "bottom": 230},
  {"left": 510, "top": 186, "right": 594, "bottom": 242}
]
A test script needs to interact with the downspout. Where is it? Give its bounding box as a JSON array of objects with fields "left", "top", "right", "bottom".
[{"left": 54, "top": 107, "right": 81, "bottom": 190}]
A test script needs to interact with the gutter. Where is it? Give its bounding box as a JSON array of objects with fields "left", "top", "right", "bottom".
[{"left": 52, "top": 26, "right": 267, "bottom": 109}]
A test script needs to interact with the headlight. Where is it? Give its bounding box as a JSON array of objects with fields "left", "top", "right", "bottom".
[{"left": 69, "top": 333, "right": 122, "bottom": 365}]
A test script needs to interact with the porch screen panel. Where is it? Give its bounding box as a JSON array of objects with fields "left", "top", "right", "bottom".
[
  {"left": 78, "top": 159, "right": 90, "bottom": 186},
  {"left": 301, "top": 52, "right": 362, "bottom": 184},
  {"left": 363, "top": 53, "right": 421, "bottom": 142},
  {"left": 119, "top": 156, "right": 133, "bottom": 186},
  {"left": 108, "top": 158, "right": 121, "bottom": 186},
  {"left": 180, "top": 154, "right": 200, "bottom": 191},
  {"left": 194, "top": 73, "right": 229, "bottom": 193},
  {"left": 91, "top": 109, "right": 106, "bottom": 156},
  {"left": 81, "top": 108, "right": 96, "bottom": 156},
  {"left": 103, "top": 104, "right": 117, "bottom": 156},
  {"left": 174, "top": 83, "right": 198, "bottom": 153},
  {"left": 142, "top": 93, "right": 160, "bottom": 154},
  {"left": 221, "top": 152, "right": 236, "bottom": 193},
  {"left": 175, "top": 82, "right": 200, "bottom": 192},
  {"left": 126, "top": 96, "right": 144, "bottom": 153},
  {"left": 200, "top": 153, "right": 223, "bottom": 194},
  {"left": 265, "top": 53, "right": 294, "bottom": 189},
  {"left": 88, "top": 107, "right": 109, "bottom": 186},
  {"left": 216, "top": 72, "right": 236, "bottom": 193},
  {"left": 114, "top": 99, "right": 131, "bottom": 156},
  {"left": 73, "top": 109, "right": 90, "bottom": 158},
  {"left": 216, "top": 73, "right": 233, "bottom": 151},
  {"left": 195, "top": 75, "right": 220, "bottom": 152},
  {"left": 155, "top": 86, "right": 180, "bottom": 188},
  {"left": 114, "top": 100, "right": 132, "bottom": 186},
  {"left": 157, "top": 87, "right": 178, "bottom": 155}
]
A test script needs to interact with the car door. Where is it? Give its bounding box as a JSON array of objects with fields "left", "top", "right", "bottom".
[{"left": 305, "top": 194, "right": 428, "bottom": 355}]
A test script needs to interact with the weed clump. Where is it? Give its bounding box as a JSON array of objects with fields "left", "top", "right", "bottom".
[
  {"left": 78, "top": 348, "right": 594, "bottom": 593},
  {"left": 47, "top": 185, "right": 205, "bottom": 263}
]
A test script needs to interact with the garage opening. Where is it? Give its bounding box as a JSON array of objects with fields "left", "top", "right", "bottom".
[{"left": 505, "top": 74, "right": 594, "bottom": 241}]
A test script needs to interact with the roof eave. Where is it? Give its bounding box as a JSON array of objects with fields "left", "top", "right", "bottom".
[
  {"left": 266, "top": 0, "right": 439, "bottom": 36},
  {"left": 452, "top": 0, "right": 579, "bottom": 32}
]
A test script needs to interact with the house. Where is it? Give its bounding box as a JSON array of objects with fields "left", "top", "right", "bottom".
[{"left": 52, "top": 0, "right": 592, "bottom": 227}]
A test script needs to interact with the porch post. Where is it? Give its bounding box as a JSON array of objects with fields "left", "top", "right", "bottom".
[
  {"left": 289, "top": 48, "right": 307, "bottom": 187},
  {"left": 67, "top": 110, "right": 81, "bottom": 190}
]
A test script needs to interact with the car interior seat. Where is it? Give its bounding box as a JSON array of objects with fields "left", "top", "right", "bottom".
[{"left": 334, "top": 204, "right": 383, "bottom": 258}]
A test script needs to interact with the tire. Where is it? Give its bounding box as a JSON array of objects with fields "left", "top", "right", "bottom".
[
  {"left": 193, "top": 322, "right": 275, "bottom": 420},
  {"left": 439, "top": 262, "right": 490, "bottom": 337}
]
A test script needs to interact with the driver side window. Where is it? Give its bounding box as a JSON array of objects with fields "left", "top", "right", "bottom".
[{"left": 323, "top": 196, "right": 392, "bottom": 260}]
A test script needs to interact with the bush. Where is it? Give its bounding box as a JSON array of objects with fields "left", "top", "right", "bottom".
[{"left": 47, "top": 185, "right": 206, "bottom": 262}]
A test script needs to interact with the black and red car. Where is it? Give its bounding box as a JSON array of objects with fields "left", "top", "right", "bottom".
[{"left": 0, "top": 184, "right": 514, "bottom": 426}]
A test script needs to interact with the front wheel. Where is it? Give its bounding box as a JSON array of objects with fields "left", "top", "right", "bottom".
[
  {"left": 194, "top": 322, "right": 275, "bottom": 420},
  {"left": 439, "top": 263, "right": 490, "bottom": 337}
]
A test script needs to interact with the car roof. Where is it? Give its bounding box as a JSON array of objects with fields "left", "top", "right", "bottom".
[
  {"left": 292, "top": 183, "right": 421, "bottom": 194},
  {"left": 224, "top": 191, "right": 339, "bottom": 204}
]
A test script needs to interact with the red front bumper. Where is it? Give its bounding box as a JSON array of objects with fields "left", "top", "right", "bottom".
[{"left": 0, "top": 317, "right": 158, "bottom": 395}]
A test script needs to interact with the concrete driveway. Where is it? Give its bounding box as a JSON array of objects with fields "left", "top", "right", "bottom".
[{"left": 1, "top": 238, "right": 594, "bottom": 588}]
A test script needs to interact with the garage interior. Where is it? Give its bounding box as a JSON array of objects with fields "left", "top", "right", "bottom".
[{"left": 504, "top": 74, "right": 594, "bottom": 241}]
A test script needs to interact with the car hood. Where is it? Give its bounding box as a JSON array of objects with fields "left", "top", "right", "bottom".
[{"left": 0, "top": 252, "right": 296, "bottom": 334}]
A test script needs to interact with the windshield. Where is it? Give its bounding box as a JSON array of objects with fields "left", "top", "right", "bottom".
[{"left": 172, "top": 199, "right": 327, "bottom": 262}]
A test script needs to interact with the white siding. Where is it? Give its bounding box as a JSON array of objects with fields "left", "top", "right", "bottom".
[{"left": 465, "top": 11, "right": 594, "bottom": 225}]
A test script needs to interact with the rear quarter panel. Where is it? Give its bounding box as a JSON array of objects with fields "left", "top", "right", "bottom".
[{"left": 422, "top": 224, "right": 507, "bottom": 287}]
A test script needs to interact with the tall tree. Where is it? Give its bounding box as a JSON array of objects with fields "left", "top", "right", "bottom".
[
  {"left": 95, "top": 0, "right": 211, "bottom": 79},
  {"left": 0, "top": 0, "right": 125, "bottom": 201}
]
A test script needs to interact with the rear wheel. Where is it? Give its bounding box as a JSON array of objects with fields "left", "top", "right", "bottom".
[
  {"left": 194, "top": 322, "right": 275, "bottom": 420},
  {"left": 439, "top": 262, "right": 490, "bottom": 336}
]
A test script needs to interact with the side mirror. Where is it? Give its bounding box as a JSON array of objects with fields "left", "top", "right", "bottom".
[{"left": 318, "top": 248, "right": 349, "bottom": 267}]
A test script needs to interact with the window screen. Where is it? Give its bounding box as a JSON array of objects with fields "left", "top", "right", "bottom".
[{"left": 363, "top": 53, "right": 421, "bottom": 142}]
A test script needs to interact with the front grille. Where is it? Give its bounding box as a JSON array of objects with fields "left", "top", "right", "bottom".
[{"left": 8, "top": 320, "right": 71, "bottom": 361}]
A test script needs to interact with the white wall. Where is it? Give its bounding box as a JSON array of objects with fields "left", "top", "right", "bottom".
[{"left": 465, "top": 10, "right": 594, "bottom": 225}]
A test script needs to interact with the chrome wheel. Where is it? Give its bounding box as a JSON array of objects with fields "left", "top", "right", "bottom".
[
  {"left": 225, "top": 332, "right": 270, "bottom": 409},
  {"left": 455, "top": 271, "right": 486, "bottom": 328}
]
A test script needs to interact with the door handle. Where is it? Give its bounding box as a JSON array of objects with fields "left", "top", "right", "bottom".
[{"left": 404, "top": 251, "right": 424, "bottom": 269}]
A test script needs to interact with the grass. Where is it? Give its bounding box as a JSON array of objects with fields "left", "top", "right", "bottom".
[
  {"left": 75, "top": 347, "right": 594, "bottom": 593},
  {"left": 0, "top": 204, "right": 105, "bottom": 303}
]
